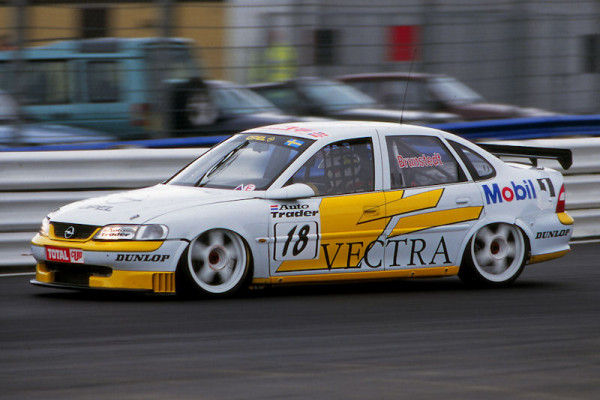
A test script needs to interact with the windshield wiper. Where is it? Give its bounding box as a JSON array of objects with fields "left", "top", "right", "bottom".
[{"left": 197, "top": 142, "right": 247, "bottom": 186}]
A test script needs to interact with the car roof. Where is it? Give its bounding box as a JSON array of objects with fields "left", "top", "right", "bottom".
[
  {"left": 205, "top": 80, "right": 243, "bottom": 88},
  {"left": 243, "top": 121, "right": 456, "bottom": 143},
  {"left": 248, "top": 76, "right": 343, "bottom": 89},
  {"left": 338, "top": 72, "right": 445, "bottom": 81}
]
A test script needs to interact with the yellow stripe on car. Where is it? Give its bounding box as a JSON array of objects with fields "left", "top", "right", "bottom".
[
  {"left": 35, "top": 262, "right": 175, "bottom": 293},
  {"left": 529, "top": 250, "right": 570, "bottom": 264},
  {"left": 271, "top": 266, "right": 459, "bottom": 284},
  {"left": 389, "top": 206, "right": 483, "bottom": 237},
  {"left": 276, "top": 188, "right": 481, "bottom": 273},
  {"left": 277, "top": 192, "right": 387, "bottom": 272}
]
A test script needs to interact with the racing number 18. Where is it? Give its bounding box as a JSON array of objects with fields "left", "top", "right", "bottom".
[{"left": 274, "top": 222, "right": 319, "bottom": 261}]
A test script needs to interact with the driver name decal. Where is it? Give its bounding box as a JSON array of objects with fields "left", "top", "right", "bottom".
[{"left": 397, "top": 153, "right": 443, "bottom": 168}]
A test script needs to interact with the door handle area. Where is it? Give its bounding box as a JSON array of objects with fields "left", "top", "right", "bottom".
[
  {"left": 363, "top": 206, "right": 380, "bottom": 214},
  {"left": 456, "top": 197, "right": 471, "bottom": 205}
]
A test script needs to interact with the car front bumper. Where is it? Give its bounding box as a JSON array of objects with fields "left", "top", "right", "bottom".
[{"left": 30, "top": 234, "right": 188, "bottom": 293}]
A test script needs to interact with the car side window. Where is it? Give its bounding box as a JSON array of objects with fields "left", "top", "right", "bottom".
[
  {"left": 21, "top": 61, "right": 70, "bottom": 105},
  {"left": 287, "top": 138, "right": 375, "bottom": 196},
  {"left": 448, "top": 140, "right": 496, "bottom": 181},
  {"left": 386, "top": 135, "right": 465, "bottom": 189},
  {"left": 87, "top": 61, "right": 120, "bottom": 103},
  {"left": 254, "top": 87, "right": 298, "bottom": 114}
]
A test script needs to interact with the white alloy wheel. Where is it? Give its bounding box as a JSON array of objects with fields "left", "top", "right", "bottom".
[
  {"left": 461, "top": 223, "right": 527, "bottom": 285},
  {"left": 187, "top": 229, "right": 249, "bottom": 295}
]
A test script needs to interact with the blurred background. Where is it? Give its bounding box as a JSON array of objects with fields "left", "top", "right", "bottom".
[{"left": 0, "top": 0, "right": 599, "bottom": 146}]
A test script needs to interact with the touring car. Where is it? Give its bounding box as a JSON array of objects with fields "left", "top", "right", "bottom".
[{"left": 30, "top": 121, "right": 573, "bottom": 295}]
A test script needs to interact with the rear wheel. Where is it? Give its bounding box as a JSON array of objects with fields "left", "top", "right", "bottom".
[
  {"left": 459, "top": 223, "right": 527, "bottom": 286},
  {"left": 179, "top": 229, "right": 250, "bottom": 296}
]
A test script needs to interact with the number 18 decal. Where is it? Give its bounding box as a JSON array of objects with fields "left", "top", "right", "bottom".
[{"left": 274, "top": 222, "right": 319, "bottom": 261}]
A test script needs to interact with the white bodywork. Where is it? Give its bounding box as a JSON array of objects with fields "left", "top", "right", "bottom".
[{"left": 30, "top": 122, "right": 572, "bottom": 293}]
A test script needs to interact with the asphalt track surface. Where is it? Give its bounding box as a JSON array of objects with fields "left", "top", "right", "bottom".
[{"left": 1, "top": 242, "right": 598, "bottom": 400}]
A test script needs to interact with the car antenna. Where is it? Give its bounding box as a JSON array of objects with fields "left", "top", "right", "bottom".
[{"left": 400, "top": 49, "right": 418, "bottom": 125}]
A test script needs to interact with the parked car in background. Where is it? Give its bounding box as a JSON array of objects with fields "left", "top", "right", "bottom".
[
  {"left": 248, "top": 77, "right": 460, "bottom": 125},
  {"left": 0, "top": 37, "right": 224, "bottom": 139},
  {"left": 0, "top": 90, "right": 112, "bottom": 148},
  {"left": 194, "top": 80, "right": 307, "bottom": 135},
  {"left": 338, "top": 72, "right": 557, "bottom": 121}
]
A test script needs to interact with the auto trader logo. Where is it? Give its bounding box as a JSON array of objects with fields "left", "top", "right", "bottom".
[
  {"left": 270, "top": 204, "right": 318, "bottom": 218},
  {"left": 482, "top": 180, "right": 537, "bottom": 204}
]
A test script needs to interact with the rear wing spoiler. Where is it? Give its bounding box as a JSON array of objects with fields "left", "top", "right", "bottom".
[{"left": 479, "top": 143, "right": 572, "bottom": 170}]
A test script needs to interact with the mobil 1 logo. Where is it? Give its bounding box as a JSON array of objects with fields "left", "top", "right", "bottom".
[{"left": 274, "top": 222, "right": 319, "bottom": 261}]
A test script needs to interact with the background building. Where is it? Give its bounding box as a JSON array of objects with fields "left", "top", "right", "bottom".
[{"left": 0, "top": 0, "right": 599, "bottom": 115}]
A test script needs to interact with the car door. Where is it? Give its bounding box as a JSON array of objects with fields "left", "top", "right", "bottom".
[
  {"left": 270, "top": 135, "right": 388, "bottom": 279},
  {"left": 380, "top": 133, "right": 484, "bottom": 272}
]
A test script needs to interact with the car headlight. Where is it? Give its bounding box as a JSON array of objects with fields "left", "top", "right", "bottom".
[
  {"left": 39, "top": 217, "right": 50, "bottom": 237},
  {"left": 93, "top": 224, "right": 169, "bottom": 241}
]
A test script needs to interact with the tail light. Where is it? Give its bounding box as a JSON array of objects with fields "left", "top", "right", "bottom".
[
  {"left": 130, "top": 103, "right": 151, "bottom": 127},
  {"left": 556, "top": 184, "right": 566, "bottom": 213}
]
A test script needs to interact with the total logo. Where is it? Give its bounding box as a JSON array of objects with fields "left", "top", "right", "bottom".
[{"left": 482, "top": 180, "right": 537, "bottom": 204}]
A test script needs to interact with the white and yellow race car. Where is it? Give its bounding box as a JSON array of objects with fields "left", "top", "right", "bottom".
[{"left": 31, "top": 121, "right": 573, "bottom": 295}]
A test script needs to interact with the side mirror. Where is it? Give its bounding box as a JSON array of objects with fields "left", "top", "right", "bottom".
[{"left": 265, "top": 183, "right": 315, "bottom": 200}]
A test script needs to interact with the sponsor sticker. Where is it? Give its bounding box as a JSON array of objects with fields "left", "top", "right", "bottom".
[
  {"left": 285, "top": 139, "right": 304, "bottom": 148},
  {"left": 270, "top": 204, "right": 319, "bottom": 218},
  {"left": 269, "top": 125, "right": 328, "bottom": 138},
  {"left": 115, "top": 254, "right": 170, "bottom": 262},
  {"left": 46, "top": 246, "right": 84, "bottom": 264},
  {"left": 482, "top": 180, "right": 537, "bottom": 204},
  {"left": 535, "top": 229, "right": 570, "bottom": 239},
  {"left": 397, "top": 153, "right": 443, "bottom": 168},
  {"left": 235, "top": 184, "right": 256, "bottom": 191},
  {"left": 246, "top": 135, "right": 275, "bottom": 142}
]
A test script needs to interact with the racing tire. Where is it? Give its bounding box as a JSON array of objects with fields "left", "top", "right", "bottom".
[
  {"left": 459, "top": 223, "right": 527, "bottom": 287},
  {"left": 177, "top": 229, "right": 251, "bottom": 297},
  {"left": 171, "top": 78, "right": 219, "bottom": 133}
]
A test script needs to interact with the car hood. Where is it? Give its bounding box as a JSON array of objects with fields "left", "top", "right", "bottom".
[{"left": 50, "top": 184, "right": 257, "bottom": 226}]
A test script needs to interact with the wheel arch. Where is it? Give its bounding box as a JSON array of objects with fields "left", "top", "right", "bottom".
[
  {"left": 457, "top": 215, "right": 532, "bottom": 270},
  {"left": 175, "top": 227, "right": 255, "bottom": 296}
]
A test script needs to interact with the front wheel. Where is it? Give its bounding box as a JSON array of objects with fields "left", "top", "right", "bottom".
[
  {"left": 178, "top": 229, "right": 251, "bottom": 296},
  {"left": 459, "top": 223, "right": 527, "bottom": 286}
]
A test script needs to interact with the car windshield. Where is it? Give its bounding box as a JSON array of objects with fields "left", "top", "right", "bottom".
[
  {"left": 299, "top": 79, "right": 378, "bottom": 111},
  {"left": 428, "top": 77, "right": 484, "bottom": 105},
  {"left": 146, "top": 45, "right": 200, "bottom": 82},
  {"left": 211, "top": 84, "right": 282, "bottom": 115},
  {"left": 0, "top": 91, "right": 18, "bottom": 122},
  {"left": 167, "top": 133, "right": 315, "bottom": 190}
]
